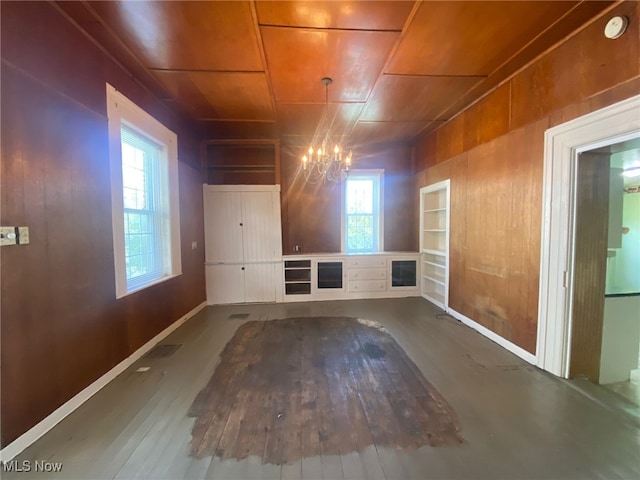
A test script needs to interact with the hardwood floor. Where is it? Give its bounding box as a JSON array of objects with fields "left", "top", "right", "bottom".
[{"left": 4, "top": 298, "right": 640, "bottom": 479}]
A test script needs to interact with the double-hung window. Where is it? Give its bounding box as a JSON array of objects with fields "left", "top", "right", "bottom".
[
  {"left": 107, "top": 84, "right": 181, "bottom": 297},
  {"left": 343, "top": 170, "right": 384, "bottom": 253}
]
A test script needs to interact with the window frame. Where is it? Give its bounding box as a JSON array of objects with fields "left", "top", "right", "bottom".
[
  {"left": 341, "top": 169, "right": 384, "bottom": 253},
  {"left": 106, "top": 84, "right": 182, "bottom": 298}
]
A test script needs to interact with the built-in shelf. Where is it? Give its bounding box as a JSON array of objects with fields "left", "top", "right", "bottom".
[
  {"left": 422, "top": 248, "right": 446, "bottom": 256},
  {"left": 284, "top": 259, "right": 311, "bottom": 295},
  {"left": 423, "top": 207, "right": 447, "bottom": 213},
  {"left": 420, "top": 180, "right": 450, "bottom": 311}
]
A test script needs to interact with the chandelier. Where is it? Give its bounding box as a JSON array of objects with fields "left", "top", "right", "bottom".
[{"left": 301, "top": 77, "right": 353, "bottom": 183}]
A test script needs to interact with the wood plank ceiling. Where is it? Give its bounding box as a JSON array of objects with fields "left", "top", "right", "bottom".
[{"left": 58, "top": 0, "right": 613, "bottom": 151}]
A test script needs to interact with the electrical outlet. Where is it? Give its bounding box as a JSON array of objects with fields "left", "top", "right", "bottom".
[
  {"left": 17, "top": 227, "right": 30, "bottom": 245},
  {"left": 0, "top": 226, "right": 17, "bottom": 246},
  {"left": 191, "top": 241, "right": 197, "bottom": 250}
]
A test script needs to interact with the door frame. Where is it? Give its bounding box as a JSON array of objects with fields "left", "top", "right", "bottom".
[{"left": 536, "top": 94, "right": 640, "bottom": 378}]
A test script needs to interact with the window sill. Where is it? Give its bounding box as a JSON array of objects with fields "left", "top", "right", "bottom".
[{"left": 116, "top": 271, "right": 183, "bottom": 299}]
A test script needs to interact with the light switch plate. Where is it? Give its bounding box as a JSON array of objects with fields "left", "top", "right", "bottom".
[
  {"left": 0, "top": 226, "right": 17, "bottom": 246},
  {"left": 17, "top": 227, "right": 30, "bottom": 245}
]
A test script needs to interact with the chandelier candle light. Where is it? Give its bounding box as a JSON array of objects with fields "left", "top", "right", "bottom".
[{"left": 301, "top": 77, "right": 353, "bottom": 183}]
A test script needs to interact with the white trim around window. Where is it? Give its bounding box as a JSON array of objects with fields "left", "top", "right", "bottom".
[{"left": 106, "top": 84, "right": 182, "bottom": 298}]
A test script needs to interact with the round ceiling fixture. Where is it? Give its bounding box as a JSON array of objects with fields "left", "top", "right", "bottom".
[{"left": 604, "top": 15, "right": 629, "bottom": 39}]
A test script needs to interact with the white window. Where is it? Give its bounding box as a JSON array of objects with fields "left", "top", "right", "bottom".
[
  {"left": 107, "top": 84, "right": 181, "bottom": 298},
  {"left": 343, "top": 170, "right": 384, "bottom": 253}
]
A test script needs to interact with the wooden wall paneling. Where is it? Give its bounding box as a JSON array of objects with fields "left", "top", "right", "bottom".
[
  {"left": 1, "top": 1, "right": 107, "bottom": 116},
  {"left": 387, "top": 1, "right": 580, "bottom": 76},
  {"left": 1, "top": 2, "right": 206, "bottom": 447},
  {"left": 462, "top": 138, "right": 513, "bottom": 340},
  {"left": 462, "top": 83, "right": 511, "bottom": 152},
  {"left": 412, "top": 1, "right": 639, "bottom": 357},
  {"left": 510, "top": 1, "right": 640, "bottom": 130},
  {"left": 204, "top": 141, "right": 279, "bottom": 186},
  {"left": 447, "top": 153, "right": 468, "bottom": 316},
  {"left": 549, "top": 77, "right": 640, "bottom": 129},
  {"left": 501, "top": 122, "right": 546, "bottom": 353},
  {"left": 569, "top": 152, "right": 610, "bottom": 381},
  {"left": 1, "top": 64, "right": 126, "bottom": 446},
  {"left": 360, "top": 75, "right": 484, "bottom": 122},
  {"left": 429, "top": 2, "right": 616, "bottom": 126},
  {"left": 280, "top": 144, "right": 415, "bottom": 254}
]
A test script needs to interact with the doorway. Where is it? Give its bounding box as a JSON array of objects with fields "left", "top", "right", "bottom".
[{"left": 537, "top": 94, "right": 640, "bottom": 380}]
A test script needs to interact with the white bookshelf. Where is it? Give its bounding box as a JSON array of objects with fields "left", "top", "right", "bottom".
[{"left": 419, "top": 180, "right": 450, "bottom": 310}]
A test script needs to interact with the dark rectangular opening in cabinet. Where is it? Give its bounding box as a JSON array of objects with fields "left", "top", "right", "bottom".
[
  {"left": 317, "top": 262, "right": 343, "bottom": 289},
  {"left": 285, "top": 269, "right": 311, "bottom": 282},
  {"left": 392, "top": 260, "right": 417, "bottom": 287},
  {"left": 285, "top": 283, "right": 311, "bottom": 295},
  {"left": 284, "top": 260, "right": 311, "bottom": 269}
]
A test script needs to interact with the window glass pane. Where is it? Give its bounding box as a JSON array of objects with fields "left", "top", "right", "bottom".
[
  {"left": 120, "top": 125, "right": 163, "bottom": 288},
  {"left": 346, "top": 179, "right": 373, "bottom": 214},
  {"left": 347, "top": 214, "right": 374, "bottom": 251}
]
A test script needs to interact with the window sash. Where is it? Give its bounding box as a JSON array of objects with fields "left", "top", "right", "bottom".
[
  {"left": 120, "top": 124, "right": 169, "bottom": 291},
  {"left": 344, "top": 172, "right": 382, "bottom": 253}
]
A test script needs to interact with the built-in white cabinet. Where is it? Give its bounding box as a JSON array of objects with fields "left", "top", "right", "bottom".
[
  {"left": 204, "top": 185, "right": 283, "bottom": 305},
  {"left": 282, "top": 253, "right": 419, "bottom": 302},
  {"left": 420, "top": 180, "right": 450, "bottom": 310}
]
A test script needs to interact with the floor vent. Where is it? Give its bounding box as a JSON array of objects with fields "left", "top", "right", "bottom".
[
  {"left": 228, "top": 313, "right": 250, "bottom": 320},
  {"left": 143, "top": 344, "right": 182, "bottom": 359}
]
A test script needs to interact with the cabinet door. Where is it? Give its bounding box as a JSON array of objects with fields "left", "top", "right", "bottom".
[
  {"left": 204, "top": 190, "right": 244, "bottom": 263},
  {"left": 205, "top": 264, "right": 245, "bottom": 304},
  {"left": 241, "top": 192, "right": 281, "bottom": 262},
  {"left": 244, "top": 263, "right": 277, "bottom": 303}
]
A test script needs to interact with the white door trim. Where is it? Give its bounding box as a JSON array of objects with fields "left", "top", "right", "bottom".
[{"left": 536, "top": 94, "right": 640, "bottom": 378}]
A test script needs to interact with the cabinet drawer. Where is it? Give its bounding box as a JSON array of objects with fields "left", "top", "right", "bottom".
[
  {"left": 348, "top": 280, "right": 387, "bottom": 293},
  {"left": 347, "top": 256, "right": 386, "bottom": 269},
  {"left": 347, "top": 268, "right": 386, "bottom": 281}
]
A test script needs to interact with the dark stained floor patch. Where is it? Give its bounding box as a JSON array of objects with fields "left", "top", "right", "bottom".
[{"left": 188, "top": 317, "right": 463, "bottom": 463}]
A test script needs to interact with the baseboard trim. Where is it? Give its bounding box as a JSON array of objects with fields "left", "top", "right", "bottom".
[
  {"left": 0, "top": 301, "right": 207, "bottom": 461},
  {"left": 448, "top": 308, "right": 537, "bottom": 365}
]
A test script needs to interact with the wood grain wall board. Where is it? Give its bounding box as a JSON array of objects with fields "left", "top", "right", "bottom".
[
  {"left": 260, "top": 26, "right": 399, "bottom": 103},
  {"left": 152, "top": 71, "right": 275, "bottom": 121},
  {"left": 281, "top": 158, "right": 343, "bottom": 254},
  {"left": 461, "top": 83, "right": 511, "bottom": 153},
  {"left": 277, "top": 102, "right": 363, "bottom": 139},
  {"left": 1, "top": 2, "right": 206, "bottom": 447},
  {"left": 413, "top": 1, "right": 639, "bottom": 354},
  {"left": 387, "top": 1, "right": 580, "bottom": 76},
  {"left": 206, "top": 144, "right": 277, "bottom": 167},
  {"left": 1, "top": 64, "right": 125, "bottom": 446},
  {"left": 350, "top": 122, "right": 427, "bottom": 148},
  {"left": 414, "top": 2, "right": 640, "bottom": 167},
  {"left": 255, "top": 1, "right": 414, "bottom": 31},
  {"left": 89, "top": 1, "right": 264, "bottom": 71},
  {"left": 549, "top": 76, "right": 640, "bottom": 129},
  {"left": 53, "top": 1, "right": 176, "bottom": 105},
  {"left": 430, "top": 1, "right": 616, "bottom": 125},
  {"left": 203, "top": 120, "right": 279, "bottom": 141},
  {"left": 510, "top": 1, "right": 640, "bottom": 130},
  {"left": 207, "top": 170, "right": 276, "bottom": 186},
  {"left": 280, "top": 144, "right": 416, "bottom": 254},
  {"left": 1, "top": 1, "right": 107, "bottom": 117},
  {"left": 569, "top": 152, "right": 610, "bottom": 381},
  {"left": 360, "top": 75, "right": 485, "bottom": 122}
]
